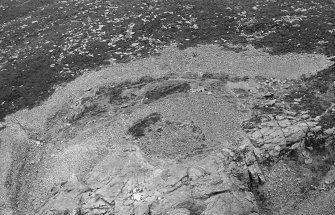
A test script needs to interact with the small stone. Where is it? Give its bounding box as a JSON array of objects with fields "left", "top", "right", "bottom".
[
  {"left": 198, "top": 87, "right": 206, "bottom": 92},
  {"left": 275, "top": 102, "right": 285, "bottom": 108},
  {"left": 306, "top": 146, "right": 313, "bottom": 151},
  {"left": 311, "top": 126, "right": 322, "bottom": 132},
  {"left": 268, "top": 115, "right": 275, "bottom": 120},
  {"left": 222, "top": 148, "right": 235, "bottom": 157},
  {"left": 313, "top": 116, "right": 321, "bottom": 121},
  {"left": 275, "top": 115, "right": 285, "bottom": 120},
  {"left": 274, "top": 145, "right": 281, "bottom": 152},
  {"left": 253, "top": 147, "right": 263, "bottom": 158},
  {"left": 324, "top": 127, "right": 335, "bottom": 135},
  {"left": 133, "top": 188, "right": 142, "bottom": 193},
  {"left": 131, "top": 42, "right": 139, "bottom": 47},
  {"left": 269, "top": 150, "right": 279, "bottom": 157},
  {"left": 263, "top": 92, "right": 274, "bottom": 98},
  {"left": 302, "top": 150, "right": 310, "bottom": 157},
  {"left": 123, "top": 147, "right": 137, "bottom": 152},
  {"left": 290, "top": 142, "right": 302, "bottom": 150},
  {"left": 265, "top": 99, "right": 276, "bottom": 106},
  {"left": 269, "top": 145, "right": 281, "bottom": 157},
  {"left": 124, "top": 135, "right": 131, "bottom": 140},
  {"left": 133, "top": 193, "right": 142, "bottom": 201},
  {"left": 305, "top": 158, "right": 313, "bottom": 164},
  {"left": 300, "top": 114, "right": 310, "bottom": 119}
]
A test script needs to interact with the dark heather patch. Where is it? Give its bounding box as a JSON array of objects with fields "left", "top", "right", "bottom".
[
  {"left": 283, "top": 149, "right": 300, "bottom": 162},
  {"left": 108, "top": 81, "right": 133, "bottom": 105},
  {"left": 100, "top": 77, "right": 158, "bottom": 105},
  {"left": 0, "top": 0, "right": 54, "bottom": 24},
  {"left": 229, "top": 76, "right": 250, "bottom": 83},
  {"left": 144, "top": 82, "right": 190, "bottom": 103},
  {"left": 127, "top": 112, "right": 162, "bottom": 138},
  {"left": 95, "top": 76, "right": 174, "bottom": 107},
  {"left": 200, "top": 72, "right": 230, "bottom": 82},
  {"left": 284, "top": 64, "right": 335, "bottom": 119},
  {"left": 320, "top": 112, "right": 335, "bottom": 129},
  {"left": 299, "top": 176, "right": 320, "bottom": 195},
  {"left": 250, "top": 187, "right": 274, "bottom": 215},
  {"left": 303, "top": 64, "right": 335, "bottom": 94},
  {"left": 285, "top": 87, "right": 331, "bottom": 118},
  {"left": 304, "top": 134, "right": 326, "bottom": 154}
]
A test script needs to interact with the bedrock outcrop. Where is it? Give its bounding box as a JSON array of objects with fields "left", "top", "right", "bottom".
[{"left": 1, "top": 62, "right": 335, "bottom": 215}]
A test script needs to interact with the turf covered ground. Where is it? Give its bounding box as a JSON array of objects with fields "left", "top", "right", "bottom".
[{"left": 0, "top": 0, "right": 334, "bottom": 119}]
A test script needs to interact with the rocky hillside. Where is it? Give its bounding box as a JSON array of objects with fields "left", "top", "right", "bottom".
[
  {"left": 0, "top": 45, "right": 334, "bottom": 214},
  {"left": 1, "top": 0, "right": 335, "bottom": 215}
]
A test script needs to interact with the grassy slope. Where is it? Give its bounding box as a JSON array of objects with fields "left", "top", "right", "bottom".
[{"left": 0, "top": 0, "right": 334, "bottom": 119}]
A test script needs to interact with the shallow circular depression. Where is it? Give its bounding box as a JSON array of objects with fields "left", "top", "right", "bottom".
[{"left": 126, "top": 90, "right": 249, "bottom": 160}]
